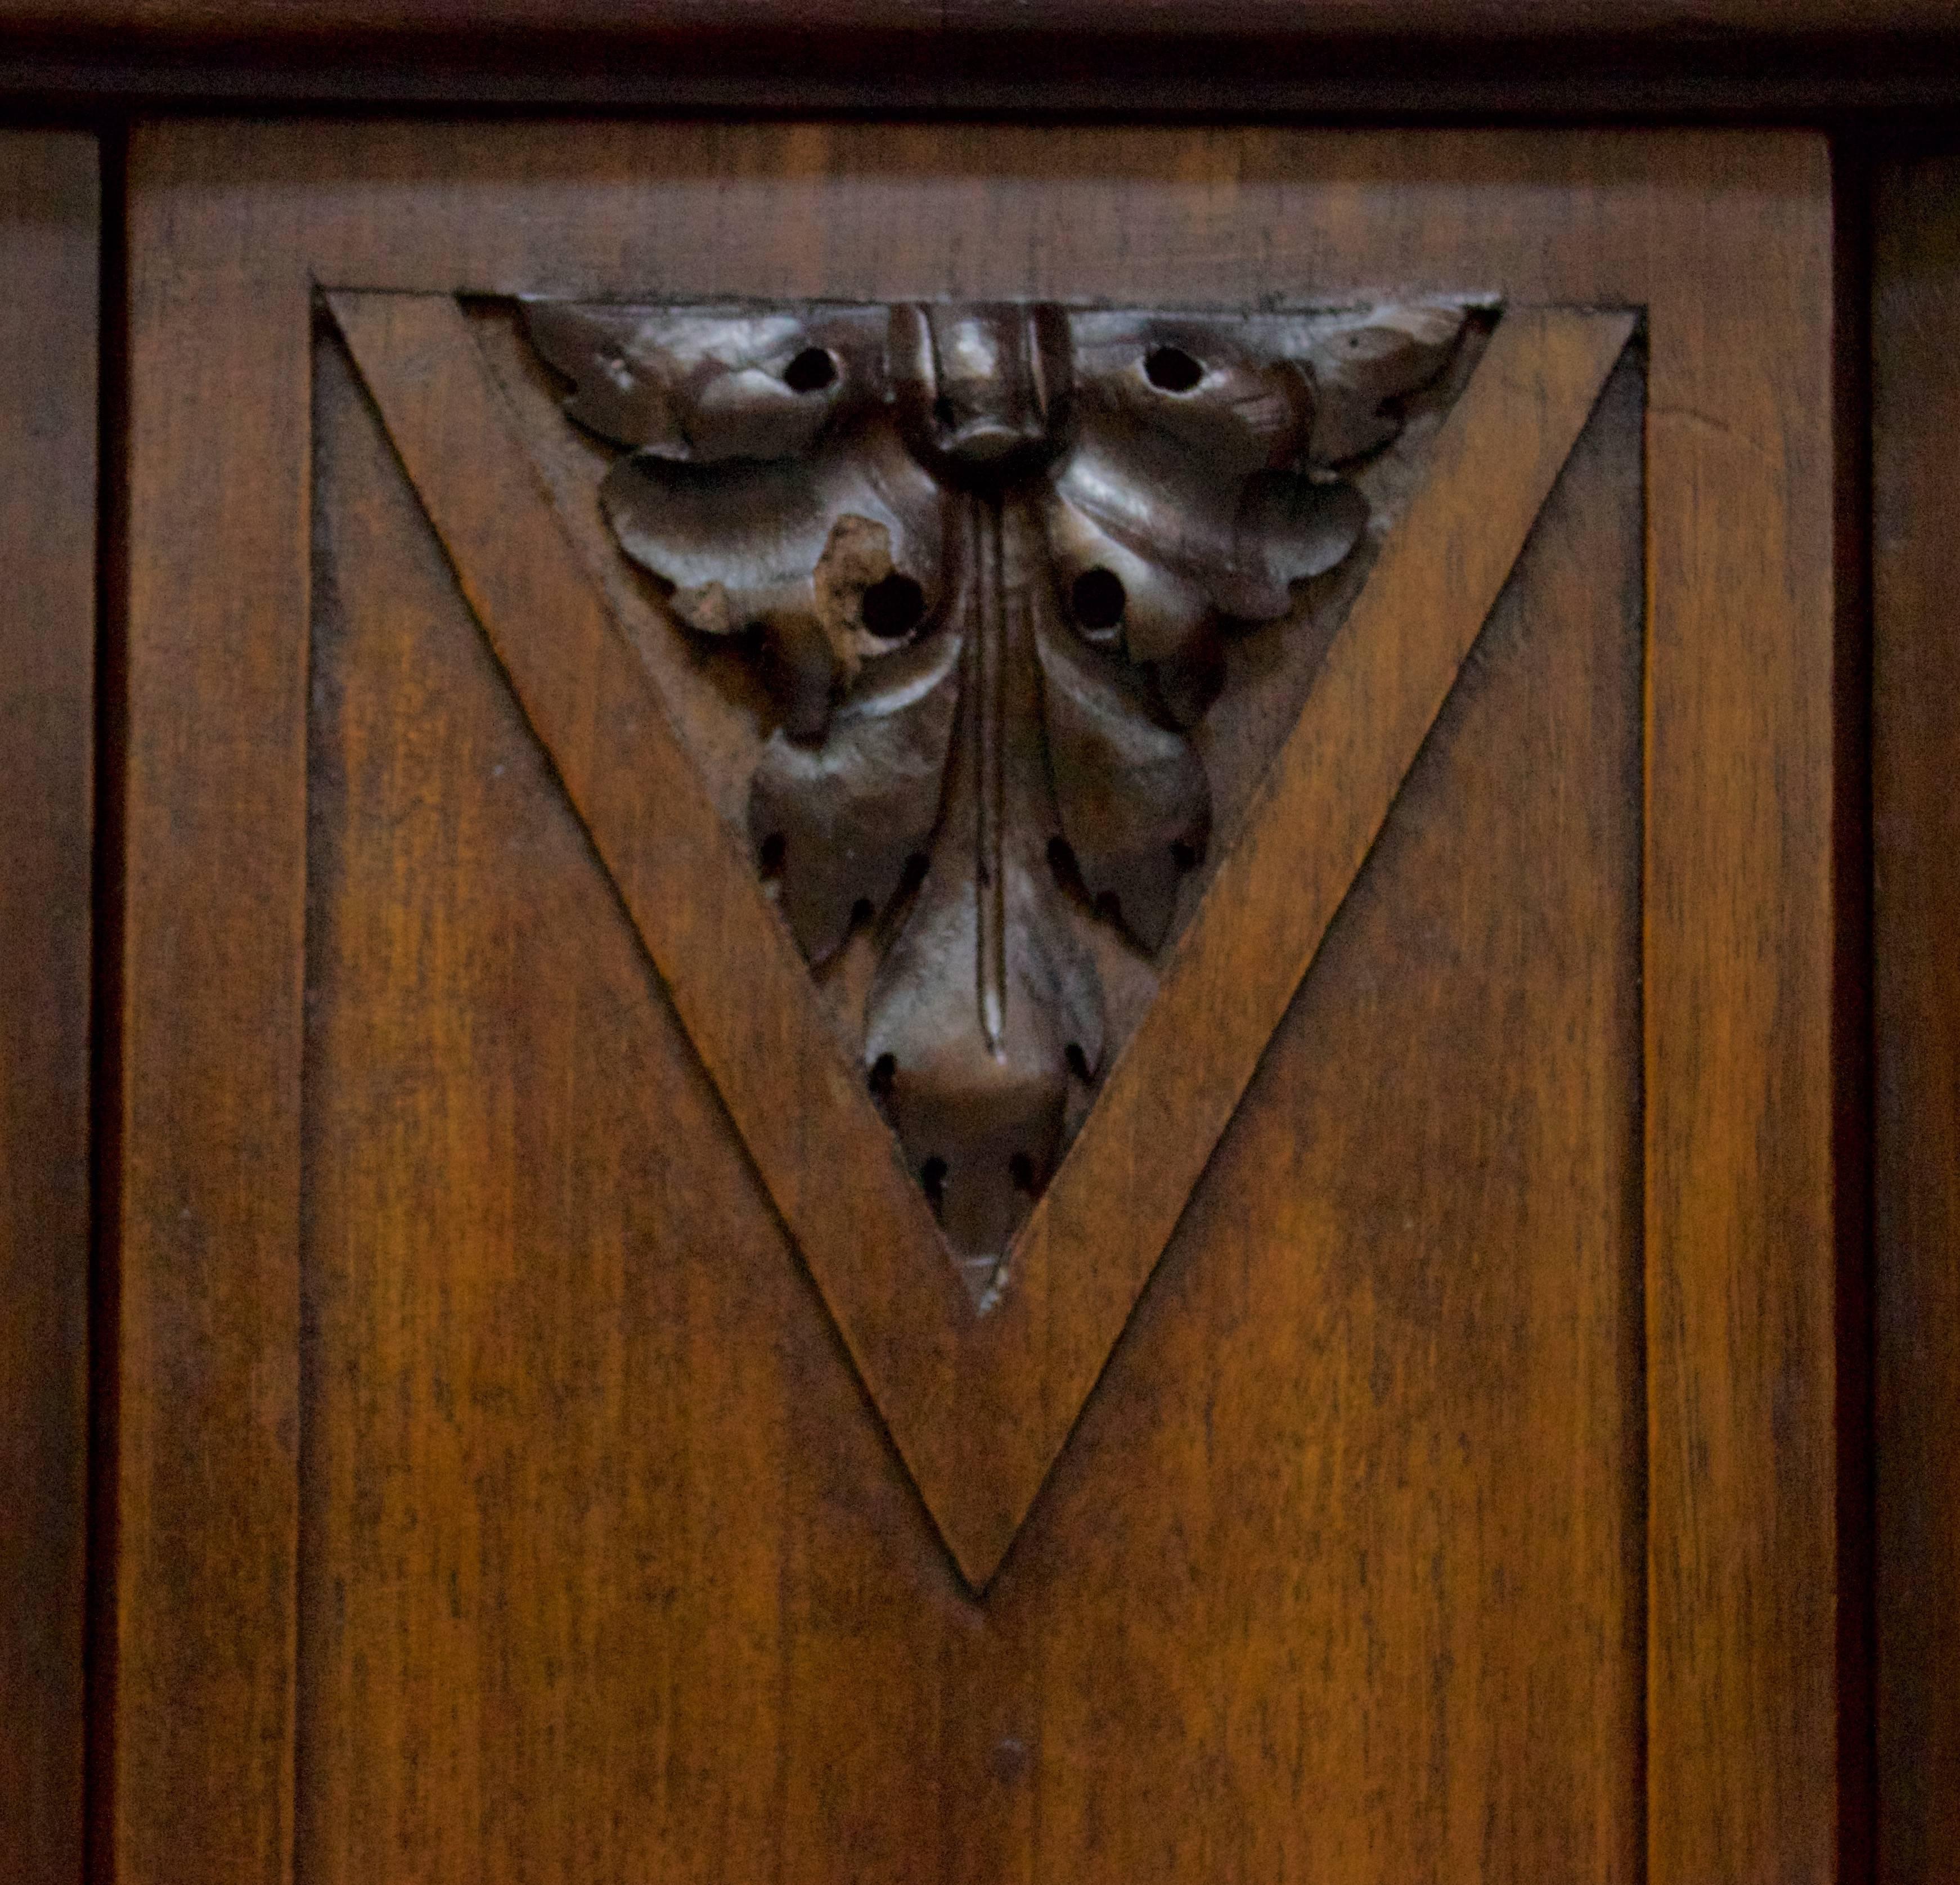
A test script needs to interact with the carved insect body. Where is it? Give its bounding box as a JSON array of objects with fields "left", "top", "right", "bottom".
[{"left": 524, "top": 295, "right": 1469, "bottom": 1296}]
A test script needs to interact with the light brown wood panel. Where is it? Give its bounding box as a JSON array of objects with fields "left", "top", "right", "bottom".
[
  {"left": 0, "top": 129, "right": 95, "bottom": 1885},
  {"left": 987, "top": 343, "right": 1648, "bottom": 1885},
  {"left": 328, "top": 285, "right": 1629, "bottom": 1586},
  {"left": 300, "top": 333, "right": 965, "bottom": 1883},
  {"left": 121, "top": 123, "right": 1842, "bottom": 1885},
  {"left": 1874, "top": 156, "right": 1960, "bottom": 1885}
]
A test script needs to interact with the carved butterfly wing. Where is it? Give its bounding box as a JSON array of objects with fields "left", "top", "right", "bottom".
[
  {"left": 520, "top": 298, "right": 891, "bottom": 461},
  {"left": 1036, "top": 305, "right": 1471, "bottom": 950},
  {"left": 748, "top": 622, "right": 961, "bottom": 967},
  {"left": 523, "top": 299, "right": 964, "bottom": 966}
]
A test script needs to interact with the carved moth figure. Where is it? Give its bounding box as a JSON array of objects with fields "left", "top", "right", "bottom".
[{"left": 523, "top": 297, "right": 1471, "bottom": 1295}]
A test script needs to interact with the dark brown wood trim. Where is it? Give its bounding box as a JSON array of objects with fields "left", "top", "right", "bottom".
[
  {"left": 6, "top": 0, "right": 1960, "bottom": 47},
  {"left": 0, "top": 129, "right": 97, "bottom": 1885},
  {"left": 1873, "top": 154, "right": 1960, "bottom": 1885},
  {"left": 2, "top": 8, "right": 1960, "bottom": 115}
]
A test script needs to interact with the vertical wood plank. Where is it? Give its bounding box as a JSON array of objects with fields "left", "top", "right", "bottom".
[
  {"left": 0, "top": 130, "right": 96, "bottom": 1885},
  {"left": 1639, "top": 140, "right": 1842, "bottom": 1885},
  {"left": 117, "top": 127, "right": 309, "bottom": 1885},
  {"left": 1873, "top": 155, "right": 1960, "bottom": 1885}
]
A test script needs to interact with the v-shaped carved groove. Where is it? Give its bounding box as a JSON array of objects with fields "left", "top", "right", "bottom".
[{"left": 330, "top": 291, "right": 1633, "bottom": 1587}]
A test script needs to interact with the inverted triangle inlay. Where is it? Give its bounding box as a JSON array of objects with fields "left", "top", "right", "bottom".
[{"left": 330, "top": 291, "right": 1634, "bottom": 1587}]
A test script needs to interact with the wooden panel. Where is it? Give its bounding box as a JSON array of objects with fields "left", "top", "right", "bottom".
[
  {"left": 0, "top": 130, "right": 95, "bottom": 1885},
  {"left": 119, "top": 130, "right": 311, "bottom": 1885},
  {"left": 299, "top": 334, "right": 962, "bottom": 1884},
  {"left": 122, "top": 124, "right": 1841, "bottom": 1885},
  {"left": 298, "top": 265, "right": 1646, "bottom": 1885},
  {"left": 1001, "top": 342, "right": 1647, "bottom": 1885},
  {"left": 329, "top": 287, "right": 1628, "bottom": 1585},
  {"left": 1874, "top": 156, "right": 1960, "bottom": 1885}
]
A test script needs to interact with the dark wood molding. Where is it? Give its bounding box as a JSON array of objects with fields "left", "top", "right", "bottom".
[
  {"left": 1874, "top": 154, "right": 1960, "bottom": 1885},
  {"left": 5, "top": 0, "right": 1960, "bottom": 46},
  {"left": 2, "top": 6, "right": 1960, "bottom": 113},
  {"left": 0, "top": 129, "right": 95, "bottom": 1885}
]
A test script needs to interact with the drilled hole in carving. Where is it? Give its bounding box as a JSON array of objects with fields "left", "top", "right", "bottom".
[
  {"left": 921, "top": 1157, "right": 948, "bottom": 1214},
  {"left": 860, "top": 571, "right": 926, "bottom": 641},
  {"left": 1094, "top": 890, "right": 1123, "bottom": 924},
  {"left": 1046, "top": 834, "right": 1081, "bottom": 890},
  {"left": 1009, "top": 1152, "right": 1037, "bottom": 1195},
  {"left": 932, "top": 394, "right": 957, "bottom": 429},
  {"left": 1144, "top": 345, "right": 1203, "bottom": 392},
  {"left": 868, "top": 1052, "right": 897, "bottom": 1098},
  {"left": 900, "top": 852, "right": 930, "bottom": 896},
  {"left": 1071, "top": 568, "right": 1126, "bottom": 631},
  {"left": 784, "top": 347, "right": 837, "bottom": 393},
  {"left": 1171, "top": 840, "right": 1198, "bottom": 872},
  {"left": 758, "top": 832, "right": 786, "bottom": 877},
  {"left": 1066, "top": 1042, "right": 1092, "bottom": 1083},
  {"left": 851, "top": 896, "right": 874, "bottom": 927}
]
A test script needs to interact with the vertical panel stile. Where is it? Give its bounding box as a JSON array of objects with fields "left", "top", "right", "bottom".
[
  {"left": 0, "top": 130, "right": 97, "bottom": 1885},
  {"left": 119, "top": 128, "right": 311, "bottom": 1885}
]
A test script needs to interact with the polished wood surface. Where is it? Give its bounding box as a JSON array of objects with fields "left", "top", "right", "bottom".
[
  {"left": 119, "top": 123, "right": 1841, "bottom": 1884},
  {"left": 0, "top": 129, "right": 96, "bottom": 1885},
  {"left": 1874, "top": 156, "right": 1960, "bottom": 1885},
  {"left": 299, "top": 320, "right": 1647, "bottom": 1882},
  {"left": 330, "top": 288, "right": 1626, "bottom": 1587}
]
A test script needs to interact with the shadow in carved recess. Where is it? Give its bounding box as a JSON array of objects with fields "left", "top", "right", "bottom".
[{"left": 495, "top": 295, "right": 1489, "bottom": 1300}]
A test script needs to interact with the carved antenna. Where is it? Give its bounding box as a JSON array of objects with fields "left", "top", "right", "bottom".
[{"left": 974, "top": 495, "right": 1008, "bottom": 1056}]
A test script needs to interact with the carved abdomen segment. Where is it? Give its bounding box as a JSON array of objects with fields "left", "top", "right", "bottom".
[{"left": 865, "top": 496, "right": 1104, "bottom": 1295}]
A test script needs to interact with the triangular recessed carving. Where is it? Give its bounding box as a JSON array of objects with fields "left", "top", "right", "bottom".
[
  {"left": 328, "top": 290, "right": 1633, "bottom": 1586},
  {"left": 505, "top": 293, "right": 1480, "bottom": 1300}
]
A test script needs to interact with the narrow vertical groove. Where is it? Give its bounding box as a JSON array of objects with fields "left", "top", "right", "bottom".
[
  {"left": 86, "top": 118, "right": 128, "bottom": 1885},
  {"left": 975, "top": 494, "right": 1006, "bottom": 1056},
  {"left": 1832, "top": 133, "right": 1878, "bottom": 1885}
]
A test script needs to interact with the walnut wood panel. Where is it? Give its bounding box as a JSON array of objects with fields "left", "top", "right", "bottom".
[
  {"left": 120, "top": 123, "right": 1841, "bottom": 1885},
  {"left": 1001, "top": 340, "right": 1649, "bottom": 1885},
  {"left": 329, "top": 288, "right": 1625, "bottom": 1585},
  {"left": 300, "top": 333, "right": 963, "bottom": 1884},
  {"left": 298, "top": 311, "right": 1647, "bottom": 1882},
  {"left": 1874, "top": 156, "right": 1960, "bottom": 1885},
  {"left": 0, "top": 131, "right": 95, "bottom": 1885}
]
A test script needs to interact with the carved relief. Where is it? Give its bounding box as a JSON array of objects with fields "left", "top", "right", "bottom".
[{"left": 523, "top": 296, "right": 1472, "bottom": 1291}]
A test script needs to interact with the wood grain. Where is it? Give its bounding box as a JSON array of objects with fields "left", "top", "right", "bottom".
[
  {"left": 0, "top": 130, "right": 96, "bottom": 1885},
  {"left": 332, "top": 289, "right": 1624, "bottom": 1586},
  {"left": 297, "top": 296, "right": 1649, "bottom": 1884},
  {"left": 994, "top": 339, "right": 1649, "bottom": 1885},
  {"left": 119, "top": 127, "right": 313, "bottom": 1885},
  {"left": 299, "top": 331, "right": 973, "bottom": 1885},
  {"left": 1010, "top": 306, "right": 1632, "bottom": 1560},
  {"left": 120, "top": 123, "right": 1840, "bottom": 1885},
  {"left": 1874, "top": 156, "right": 1960, "bottom": 1885}
]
